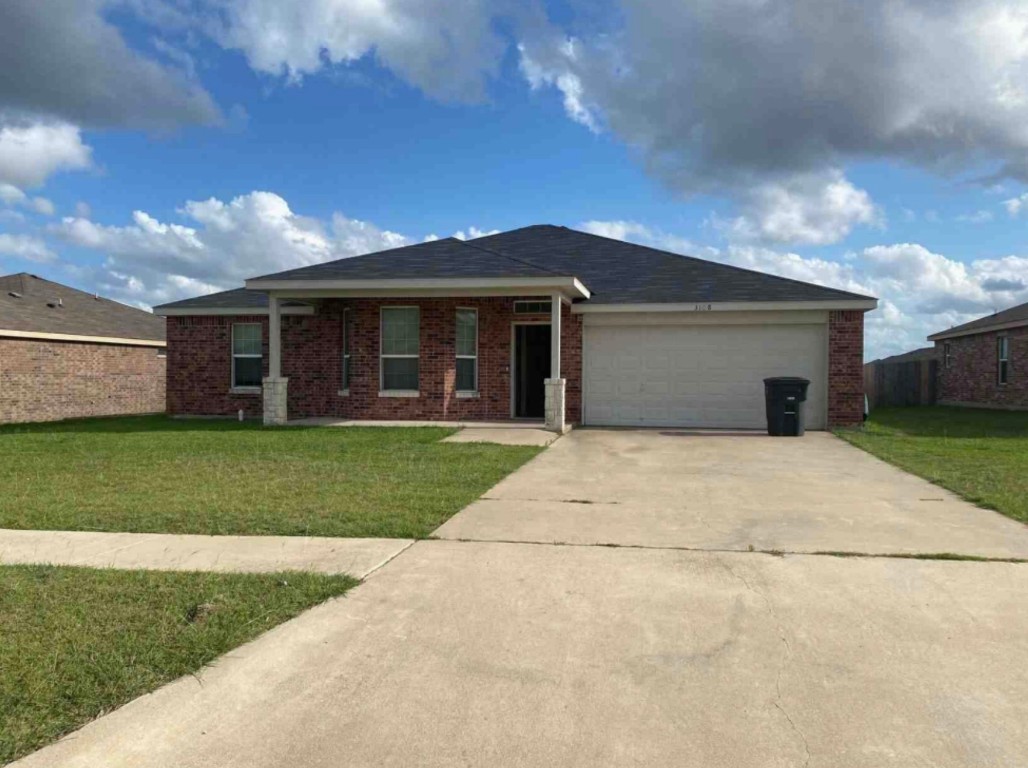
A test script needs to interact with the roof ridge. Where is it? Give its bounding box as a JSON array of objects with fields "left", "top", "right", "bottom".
[{"left": 565, "top": 227, "right": 874, "bottom": 302}]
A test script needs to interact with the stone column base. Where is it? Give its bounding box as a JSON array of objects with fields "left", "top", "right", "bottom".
[
  {"left": 544, "top": 378, "right": 567, "bottom": 434},
  {"left": 262, "top": 377, "right": 288, "bottom": 426}
]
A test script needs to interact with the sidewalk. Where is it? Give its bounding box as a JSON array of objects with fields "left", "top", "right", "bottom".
[{"left": 0, "top": 529, "right": 412, "bottom": 578}]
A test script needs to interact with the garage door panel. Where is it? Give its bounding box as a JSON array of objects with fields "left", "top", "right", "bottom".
[{"left": 584, "top": 322, "right": 826, "bottom": 429}]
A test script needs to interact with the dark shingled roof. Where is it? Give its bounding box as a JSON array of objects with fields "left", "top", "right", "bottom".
[
  {"left": 160, "top": 225, "right": 875, "bottom": 310},
  {"left": 0, "top": 273, "right": 165, "bottom": 342},
  {"left": 929, "top": 300, "right": 1028, "bottom": 339},
  {"left": 472, "top": 226, "right": 873, "bottom": 304},
  {"left": 250, "top": 237, "right": 560, "bottom": 281}
]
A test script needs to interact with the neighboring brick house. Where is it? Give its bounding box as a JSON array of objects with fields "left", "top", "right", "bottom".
[
  {"left": 929, "top": 300, "right": 1028, "bottom": 410},
  {"left": 155, "top": 225, "right": 877, "bottom": 431},
  {"left": 0, "top": 273, "right": 166, "bottom": 425}
]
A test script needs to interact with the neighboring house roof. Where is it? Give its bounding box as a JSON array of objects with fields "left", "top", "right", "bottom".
[
  {"left": 155, "top": 224, "right": 876, "bottom": 312},
  {"left": 928, "top": 300, "right": 1028, "bottom": 341},
  {"left": 0, "top": 273, "right": 165, "bottom": 344},
  {"left": 868, "top": 347, "right": 939, "bottom": 365}
]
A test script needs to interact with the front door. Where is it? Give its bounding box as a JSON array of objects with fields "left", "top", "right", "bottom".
[{"left": 514, "top": 324, "right": 551, "bottom": 418}]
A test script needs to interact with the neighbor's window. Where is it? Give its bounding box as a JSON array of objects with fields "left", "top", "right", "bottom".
[
  {"left": 998, "top": 336, "right": 1010, "bottom": 385},
  {"left": 341, "top": 308, "right": 353, "bottom": 391},
  {"left": 380, "top": 307, "right": 419, "bottom": 391},
  {"left": 943, "top": 342, "right": 952, "bottom": 369},
  {"left": 232, "top": 323, "right": 262, "bottom": 388},
  {"left": 456, "top": 308, "right": 478, "bottom": 392}
]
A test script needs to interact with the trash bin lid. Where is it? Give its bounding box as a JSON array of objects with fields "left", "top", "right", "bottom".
[{"left": 763, "top": 376, "right": 810, "bottom": 385}]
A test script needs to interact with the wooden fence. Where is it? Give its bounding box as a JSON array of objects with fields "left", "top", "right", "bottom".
[{"left": 864, "top": 358, "right": 938, "bottom": 409}]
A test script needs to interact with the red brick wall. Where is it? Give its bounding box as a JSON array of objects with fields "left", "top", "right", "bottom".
[
  {"left": 935, "top": 327, "right": 1027, "bottom": 409},
  {"left": 166, "top": 298, "right": 584, "bottom": 423},
  {"left": 827, "top": 310, "right": 865, "bottom": 427},
  {"left": 0, "top": 337, "right": 165, "bottom": 425}
]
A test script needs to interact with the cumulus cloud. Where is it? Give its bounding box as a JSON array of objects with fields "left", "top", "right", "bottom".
[
  {"left": 50, "top": 191, "right": 408, "bottom": 306},
  {"left": 0, "top": 121, "right": 93, "bottom": 189},
  {"left": 0, "top": 0, "right": 220, "bottom": 130},
  {"left": 1003, "top": 192, "right": 1028, "bottom": 216},
  {"left": 208, "top": 0, "right": 507, "bottom": 102},
  {"left": 578, "top": 219, "right": 1028, "bottom": 358},
  {"left": 0, "top": 233, "right": 56, "bottom": 263},
  {"left": 715, "top": 172, "right": 881, "bottom": 246},
  {"left": 520, "top": 1, "right": 1028, "bottom": 242}
]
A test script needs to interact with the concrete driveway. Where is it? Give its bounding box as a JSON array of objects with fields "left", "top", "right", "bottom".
[
  {"left": 16, "top": 429, "right": 1028, "bottom": 768},
  {"left": 436, "top": 429, "right": 1028, "bottom": 559}
]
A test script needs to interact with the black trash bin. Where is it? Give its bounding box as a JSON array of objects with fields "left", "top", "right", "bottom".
[{"left": 764, "top": 377, "right": 810, "bottom": 436}]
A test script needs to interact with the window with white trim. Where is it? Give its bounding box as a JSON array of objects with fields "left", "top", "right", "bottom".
[
  {"left": 380, "top": 307, "right": 419, "bottom": 391},
  {"left": 943, "top": 342, "right": 952, "bottom": 369},
  {"left": 514, "top": 300, "right": 552, "bottom": 315},
  {"left": 456, "top": 308, "right": 478, "bottom": 392},
  {"left": 232, "top": 323, "right": 262, "bottom": 388},
  {"left": 341, "top": 308, "right": 353, "bottom": 391},
  {"left": 998, "top": 336, "right": 1010, "bottom": 385}
]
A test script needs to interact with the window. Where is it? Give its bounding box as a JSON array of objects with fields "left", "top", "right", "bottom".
[
  {"left": 998, "top": 336, "right": 1010, "bottom": 385},
  {"left": 514, "top": 300, "right": 553, "bottom": 315},
  {"left": 943, "top": 342, "right": 952, "bottom": 369},
  {"left": 456, "top": 308, "right": 478, "bottom": 392},
  {"left": 341, "top": 308, "right": 353, "bottom": 391},
  {"left": 232, "top": 323, "right": 262, "bottom": 388},
  {"left": 380, "top": 307, "right": 419, "bottom": 392}
]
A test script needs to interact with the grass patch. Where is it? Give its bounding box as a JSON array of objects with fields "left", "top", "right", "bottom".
[
  {"left": 0, "top": 416, "right": 543, "bottom": 538},
  {"left": 0, "top": 565, "right": 356, "bottom": 764},
  {"left": 837, "top": 406, "right": 1028, "bottom": 524}
]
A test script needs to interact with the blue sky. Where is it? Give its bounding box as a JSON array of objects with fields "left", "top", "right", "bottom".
[{"left": 2, "top": 0, "right": 1028, "bottom": 358}]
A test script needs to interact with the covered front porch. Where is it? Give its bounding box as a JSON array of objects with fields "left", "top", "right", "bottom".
[{"left": 251, "top": 276, "right": 590, "bottom": 433}]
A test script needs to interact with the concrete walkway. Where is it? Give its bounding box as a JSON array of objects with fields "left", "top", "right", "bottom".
[
  {"left": 0, "top": 529, "right": 412, "bottom": 578},
  {"left": 15, "top": 540, "right": 1028, "bottom": 768},
  {"left": 287, "top": 417, "right": 558, "bottom": 446},
  {"left": 436, "top": 429, "right": 1028, "bottom": 559}
]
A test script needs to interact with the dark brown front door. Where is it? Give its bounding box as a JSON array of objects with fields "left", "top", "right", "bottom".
[{"left": 514, "top": 324, "right": 551, "bottom": 418}]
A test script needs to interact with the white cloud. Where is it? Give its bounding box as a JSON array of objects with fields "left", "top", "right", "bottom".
[
  {"left": 453, "top": 227, "right": 500, "bottom": 241},
  {"left": 50, "top": 191, "right": 408, "bottom": 306},
  {"left": 30, "top": 197, "right": 55, "bottom": 216},
  {"left": 715, "top": 172, "right": 881, "bottom": 246},
  {"left": 209, "top": 0, "right": 507, "bottom": 102},
  {"left": 73, "top": 202, "right": 92, "bottom": 219},
  {"left": 1003, "top": 192, "right": 1028, "bottom": 215},
  {"left": 577, "top": 219, "right": 1028, "bottom": 358},
  {"left": 956, "top": 209, "right": 994, "bottom": 223},
  {"left": 0, "top": 121, "right": 93, "bottom": 189},
  {"left": 0, "top": 233, "right": 57, "bottom": 263}
]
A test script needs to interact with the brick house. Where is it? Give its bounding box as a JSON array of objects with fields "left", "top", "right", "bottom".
[
  {"left": 155, "top": 225, "right": 877, "bottom": 431},
  {"left": 0, "top": 273, "right": 166, "bottom": 425},
  {"left": 929, "top": 300, "right": 1027, "bottom": 410}
]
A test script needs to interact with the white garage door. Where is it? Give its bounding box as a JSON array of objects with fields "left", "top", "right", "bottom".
[{"left": 583, "top": 322, "right": 827, "bottom": 429}]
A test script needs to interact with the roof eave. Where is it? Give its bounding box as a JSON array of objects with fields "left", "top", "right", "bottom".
[
  {"left": 242, "top": 276, "right": 591, "bottom": 300},
  {"left": 928, "top": 317, "right": 1028, "bottom": 341},
  {"left": 572, "top": 298, "right": 878, "bottom": 313}
]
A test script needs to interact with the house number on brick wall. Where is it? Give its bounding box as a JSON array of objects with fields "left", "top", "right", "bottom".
[{"left": 693, "top": 304, "right": 713, "bottom": 311}]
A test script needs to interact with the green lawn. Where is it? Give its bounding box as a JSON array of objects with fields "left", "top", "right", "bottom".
[
  {"left": 838, "top": 406, "right": 1028, "bottom": 524},
  {"left": 0, "top": 565, "right": 356, "bottom": 764},
  {"left": 0, "top": 416, "right": 542, "bottom": 538}
]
